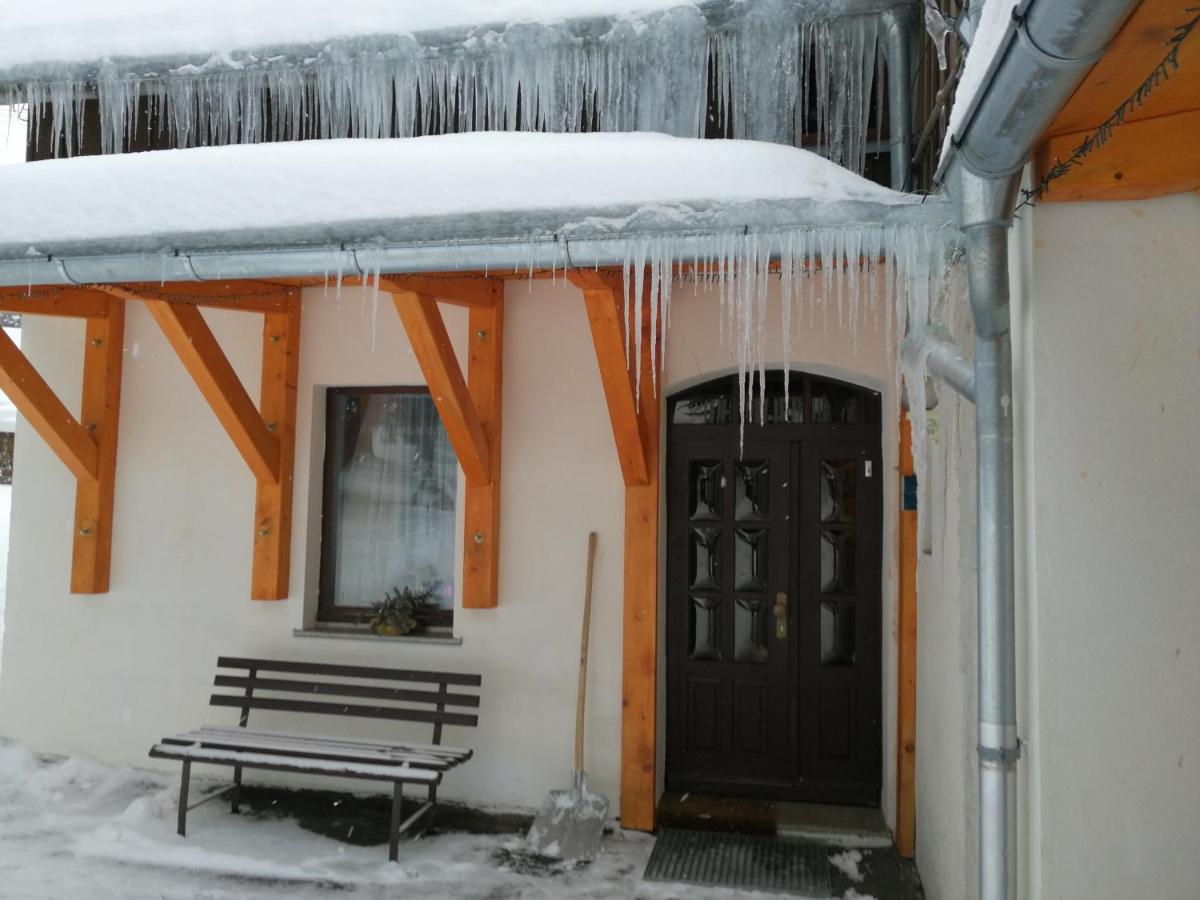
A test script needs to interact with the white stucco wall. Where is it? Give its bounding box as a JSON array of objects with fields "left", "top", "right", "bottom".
[
  {"left": 1027, "top": 193, "right": 1200, "bottom": 900},
  {"left": 913, "top": 191, "right": 1200, "bottom": 900},
  {"left": 0, "top": 273, "right": 899, "bottom": 820}
]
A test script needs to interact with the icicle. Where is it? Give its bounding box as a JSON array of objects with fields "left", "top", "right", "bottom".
[{"left": 781, "top": 230, "right": 795, "bottom": 420}]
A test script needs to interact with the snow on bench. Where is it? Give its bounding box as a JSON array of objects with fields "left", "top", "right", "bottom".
[{"left": 150, "top": 656, "right": 482, "bottom": 862}]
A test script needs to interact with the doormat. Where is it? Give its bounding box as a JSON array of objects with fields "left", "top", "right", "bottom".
[{"left": 643, "top": 827, "right": 832, "bottom": 896}]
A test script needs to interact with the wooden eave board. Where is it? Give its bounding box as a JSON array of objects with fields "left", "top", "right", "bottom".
[{"left": 1044, "top": 0, "right": 1200, "bottom": 138}]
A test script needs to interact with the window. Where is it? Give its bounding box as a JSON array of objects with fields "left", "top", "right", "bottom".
[{"left": 317, "top": 387, "right": 457, "bottom": 631}]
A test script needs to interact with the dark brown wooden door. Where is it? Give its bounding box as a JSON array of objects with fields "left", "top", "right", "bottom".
[{"left": 665, "top": 374, "right": 882, "bottom": 806}]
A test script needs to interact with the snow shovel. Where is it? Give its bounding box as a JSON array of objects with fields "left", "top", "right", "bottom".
[{"left": 527, "top": 531, "right": 610, "bottom": 861}]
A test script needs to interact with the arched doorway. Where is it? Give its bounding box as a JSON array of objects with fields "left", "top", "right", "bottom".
[{"left": 665, "top": 370, "right": 883, "bottom": 805}]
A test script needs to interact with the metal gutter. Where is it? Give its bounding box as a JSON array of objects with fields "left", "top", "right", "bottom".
[{"left": 936, "top": 2, "right": 1139, "bottom": 899}]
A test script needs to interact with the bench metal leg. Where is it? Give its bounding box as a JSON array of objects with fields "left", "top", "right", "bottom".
[
  {"left": 231, "top": 765, "right": 242, "bottom": 814},
  {"left": 177, "top": 761, "right": 192, "bottom": 837},
  {"left": 389, "top": 782, "right": 404, "bottom": 862}
]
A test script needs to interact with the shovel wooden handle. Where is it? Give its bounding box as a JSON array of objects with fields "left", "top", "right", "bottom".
[{"left": 575, "top": 532, "right": 598, "bottom": 773}]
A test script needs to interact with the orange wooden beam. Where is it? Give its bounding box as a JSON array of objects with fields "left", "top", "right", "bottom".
[
  {"left": 461, "top": 284, "right": 505, "bottom": 609},
  {"left": 141, "top": 299, "right": 281, "bottom": 484},
  {"left": 1035, "top": 109, "right": 1200, "bottom": 203},
  {"left": 251, "top": 301, "right": 301, "bottom": 600},
  {"left": 619, "top": 289, "right": 662, "bottom": 833},
  {"left": 0, "top": 328, "right": 99, "bottom": 481},
  {"left": 377, "top": 274, "right": 500, "bottom": 309},
  {"left": 107, "top": 281, "right": 298, "bottom": 313},
  {"left": 896, "top": 408, "right": 918, "bottom": 858},
  {"left": 569, "top": 269, "right": 650, "bottom": 487},
  {"left": 71, "top": 297, "right": 125, "bottom": 593},
  {"left": 388, "top": 289, "right": 491, "bottom": 486},
  {"left": 0, "top": 286, "right": 111, "bottom": 318}
]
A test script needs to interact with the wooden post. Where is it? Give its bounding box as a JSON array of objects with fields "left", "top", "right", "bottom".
[
  {"left": 574, "top": 270, "right": 660, "bottom": 831},
  {"left": 71, "top": 297, "right": 126, "bottom": 593},
  {"left": 462, "top": 285, "right": 504, "bottom": 609},
  {"left": 251, "top": 301, "right": 301, "bottom": 600},
  {"left": 620, "top": 315, "right": 661, "bottom": 832},
  {"left": 896, "top": 407, "right": 918, "bottom": 858}
]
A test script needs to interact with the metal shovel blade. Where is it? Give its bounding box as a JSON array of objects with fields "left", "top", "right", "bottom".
[{"left": 526, "top": 772, "right": 610, "bottom": 862}]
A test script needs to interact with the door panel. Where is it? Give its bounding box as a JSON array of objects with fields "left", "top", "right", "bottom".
[
  {"left": 797, "top": 441, "right": 882, "bottom": 794},
  {"left": 666, "top": 441, "right": 793, "bottom": 788}
]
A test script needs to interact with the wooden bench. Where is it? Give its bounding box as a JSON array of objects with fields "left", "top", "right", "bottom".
[{"left": 149, "top": 656, "right": 481, "bottom": 861}]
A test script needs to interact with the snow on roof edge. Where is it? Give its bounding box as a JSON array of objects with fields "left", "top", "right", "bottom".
[
  {"left": 0, "top": 133, "right": 950, "bottom": 274},
  {"left": 0, "top": 0, "right": 902, "bottom": 80}
]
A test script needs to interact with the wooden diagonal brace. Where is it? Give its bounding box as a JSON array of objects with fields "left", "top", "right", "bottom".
[
  {"left": 568, "top": 270, "right": 649, "bottom": 487},
  {"left": 72, "top": 298, "right": 125, "bottom": 593},
  {"left": 389, "top": 289, "right": 491, "bottom": 486},
  {"left": 0, "top": 327, "right": 99, "bottom": 481},
  {"left": 142, "top": 300, "right": 281, "bottom": 484}
]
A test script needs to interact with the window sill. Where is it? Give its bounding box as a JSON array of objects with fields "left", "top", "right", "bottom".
[{"left": 293, "top": 627, "right": 462, "bottom": 646}]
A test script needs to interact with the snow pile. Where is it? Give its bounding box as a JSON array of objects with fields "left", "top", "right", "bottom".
[
  {"left": 0, "top": 0, "right": 894, "bottom": 173},
  {"left": 831, "top": 848, "right": 865, "bottom": 882},
  {"left": 0, "top": 741, "right": 811, "bottom": 899}
]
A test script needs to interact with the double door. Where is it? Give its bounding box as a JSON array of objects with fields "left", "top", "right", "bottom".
[{"left": 665, "top": 433, "right": 882, "bottom": 805}]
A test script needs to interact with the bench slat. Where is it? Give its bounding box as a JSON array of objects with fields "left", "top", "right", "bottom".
[
  {"left": 149, "top": 744, "right": 442, "bottom": 783},
  {"left": 209, "top": 694, "right": 479, "bottom": 727},
  {"left": 195, "top": 726, "right": 471, "bottom": 760},
  {"left": 161, "top": 731, "right": 467, "bottom": 769},
  {"left": 213, "top": 675, "right": 481, "bottom": 708},
  {"left": 217, "top": 657, "right": 482, "bottom": 688}
]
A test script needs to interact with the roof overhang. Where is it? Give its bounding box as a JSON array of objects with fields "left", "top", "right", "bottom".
[{"left": 0, "top": 133, "right": 953, "bottom": 287}]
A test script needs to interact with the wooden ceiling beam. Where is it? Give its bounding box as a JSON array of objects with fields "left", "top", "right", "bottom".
[
  {"left": 97, "top": 281, "right": 297, "bottom": 313},
  {"left": 569, "top": 269, "right": 650, "bottom": 487},
  {"left": 0, "top": 286, "right": 112, "bottom": 318},
  {"left": 376, "top": 274, "right": 500, "bottom": 308},
  {"left": 388, "top": 288, "right": 491, "bottom": 486}
]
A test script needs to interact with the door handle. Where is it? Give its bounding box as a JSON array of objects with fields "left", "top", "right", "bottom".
[{"left": 773, "top": 592, "right": 788, "bottom": 639}]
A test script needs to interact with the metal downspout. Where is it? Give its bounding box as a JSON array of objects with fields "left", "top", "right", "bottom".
[
  {"left": 881, "top": 6, "right": 914, "bottom": 191},
  {"left": 950, "top": 167, "right": 1021, "bottom": 900}
]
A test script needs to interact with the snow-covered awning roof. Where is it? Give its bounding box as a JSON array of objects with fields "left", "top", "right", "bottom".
[{"left": 0, "top": 133, "right": 952, "bottom": 286}]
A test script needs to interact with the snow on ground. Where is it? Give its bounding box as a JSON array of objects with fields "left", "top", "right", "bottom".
[
  {"left": 0, "top": 132, "right": 917, "bottom": 258},
  {"left": 0, "top": 741, "right": 876, "bottom": 900},
  {"left": 0, "top": 0, "right": 701, "bottom": 71}
]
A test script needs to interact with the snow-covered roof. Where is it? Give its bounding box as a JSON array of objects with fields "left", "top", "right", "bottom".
[
  {"left": 0, "top": 0, "right": 896, "bottom": 75},
  {"left": 0, "top": 133, "right": 942, "bottom": 275},
  {"left": 0, "top": 0, "right": 898, "bottom": 177}
]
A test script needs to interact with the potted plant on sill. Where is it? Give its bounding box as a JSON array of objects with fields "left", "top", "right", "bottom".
[{"left": 368, "top": 585, "right": 434, "bottom": 637}]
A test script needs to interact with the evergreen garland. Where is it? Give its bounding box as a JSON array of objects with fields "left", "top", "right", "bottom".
[{"left": 1019, "top": 8, "right": 1200, "bottom": 209}]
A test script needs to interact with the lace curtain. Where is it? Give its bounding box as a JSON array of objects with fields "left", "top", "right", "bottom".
[{"left": 324, "top": 389, "right": 457, "bottom": 612}]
